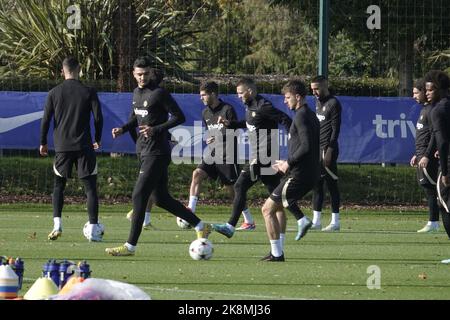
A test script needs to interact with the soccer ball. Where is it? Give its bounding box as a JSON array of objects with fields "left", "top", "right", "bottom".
[
  {"left": 176, "top": 217, "right": 192, "bottom": 229},
  {"left": 83, "top": 222, "right": 105, "bottom": 241},
  {"left": 189, "top": 238, "right": 213, "bottom": 261}
]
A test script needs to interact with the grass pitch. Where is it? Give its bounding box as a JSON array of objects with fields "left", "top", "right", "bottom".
[{"left": 0, "top": 204, "right": 449, "bottom": 300}]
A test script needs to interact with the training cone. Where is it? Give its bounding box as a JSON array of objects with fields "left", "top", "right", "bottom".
[
  {"left": 24, "top": 277, "right": 58, "bottom": 300},
  {"left": 0, "top": 264, "right": 19, "bottom": 299},
  {"left": 59, "top": 276, "right": 84, "bottom": 295}
]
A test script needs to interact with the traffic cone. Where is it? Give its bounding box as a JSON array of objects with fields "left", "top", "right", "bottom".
[
  {"left": 24, "top": 277, "right": 58, "bottom": 300},
  {"left": 0, "top": 264, "right": 19, "bottom": 299}
]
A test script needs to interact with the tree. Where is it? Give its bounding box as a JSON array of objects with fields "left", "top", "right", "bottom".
[
  {"left": 0, "top": 0, "right": 200, "bottom": 88},
  {"left": 269, "top": 0, "right": 450, "bottom": 96}
]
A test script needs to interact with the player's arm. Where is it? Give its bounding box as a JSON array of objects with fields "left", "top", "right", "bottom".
[
  {"left": 119, "top": 110, "right": 138, "bottom": 135},
  {"left": 418, "top": 130, "right": 435, "bottom": 168},
  {"left": 431, "top": 107, "right": 449, "bottom": 176},
  {"left": 287, "top": 113, "right": 311, "bottom": 167},
  {"left": 202, "top": 110, "right": 214, "bottom": 145},
  {"left": 328, "top": 100, "right": 342, "bottom": 151},
  {"left": 260, "top": 102, "right": 292, "bottom": 131},
  {"left": 224, "top": 117, "right": 246, "bottom": 129},
  {"left": 152, "top": 90, "right": 185, "bottom": 135},
  {"left": 126, "top": 108, "right": 138, "bottom": 143},
  {"left": 39, "top": 91, "right": 54, "bottom": 156},
  {"left": 91, "top": 89, "right": 103, "bottom": 148}
]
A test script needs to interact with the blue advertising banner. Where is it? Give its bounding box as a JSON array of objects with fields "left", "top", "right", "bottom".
[{"left": 0, "top": 91, "right": 421, "bottom": 163}]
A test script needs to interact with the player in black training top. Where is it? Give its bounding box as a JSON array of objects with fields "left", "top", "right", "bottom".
[
  {"left": 424, "top": 70, "right": 450, "bottom": 250},
  {"left": 213, "top": 77, "right": 292, "bottom": 240},
  {"left": 186, "top": 81, "right": 255, "bottom": 230},
  {"left": 123, "top": 69, "right": 165, "bottom": 230},
  {"left": 105, "top": 57, "right": 212, "bottom": 256},
  {"left": 40, "top": 57, "right": 104, "bottom": 242},
  {"left": 409, "top": 79, "right": 439, "bottom": 233},
  {"left": 261, "top": 80, "right": 320, "bottom": 261},
  {"left": 310, "top": 76, "right": 342, "bottom": 232}
]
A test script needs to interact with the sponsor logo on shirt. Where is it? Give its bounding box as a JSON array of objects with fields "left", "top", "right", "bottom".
[
  {"left": 207, "top": 123, "right": 224, "bottom": 131},
  {"left": 317, "top": 114, "right": 326, "bottom": 122},
  {"left": 134, "top": 108, "right": 148, "bottom": 117}
]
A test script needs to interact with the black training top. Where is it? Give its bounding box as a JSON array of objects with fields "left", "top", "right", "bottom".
[
  {"left": 415, "top": 104, "right": 435, "bottom": 158},
  {"left": 40, "top": 79, "right": 103, "bottom": 152},
  {"left": 202, "top": 100, "right": 238, "bottom": 162},
  {"left": 287, "top": 103, "right": 320, "bottom": 178},
  {"left": 121, "top": 85, "right": 185, "bottom": 156},
  {"left": 430, "top": 96, "right": 450, "bottom": 176},
  {"left": 315, "top": 95, "right": 342, "bottom": 150},
  {"left": 228, "top": 95, "right": 292, "bottom": 164}
]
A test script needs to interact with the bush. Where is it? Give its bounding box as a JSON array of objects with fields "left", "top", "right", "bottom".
[
  {"left": 0, "top": 76, "right": 399, "bottom": 96},
  {"left": 0, "top": 154, "right": 424, "bottom": 205}
]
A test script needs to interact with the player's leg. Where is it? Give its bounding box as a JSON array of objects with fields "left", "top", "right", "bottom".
[
  {"left": 417, "top": 160, "right": 440, "bottom": 232},
  {"left": 418, "top": 184, "right": 440, "bottom": 232},
  {"left": 142, "top": 198, "right": 153, "bottom": 229},
  {"left": 126, "top": 194, "right": 153, "bottom": 228},
  {"left": 49, "top": 176, "right": 67, "bottom": 240},
  {"left": 260, "top": 197, "right": 284, "bottom": 262},
  {"left": 272, "top": 176, "right": 313, "bottom": 241},
  {"left": 48, "top": 152, "right": 73, "bottom": 240},
  {"left": 188, "top": 164, "right": 210, "bottom": 213},
  {"left": 152, "top": 156, "right": 212, "bottom": 239},
  {"left": 261, "top": 172, "right": 287, "bottom": 248},
  {"left": 276, "top": 210, "right": 287, "bottom": 248},
  {"left": 77, "top": 149, "right": 103, "bottom": 241},
  {"left": 106, "top": 156, "right": 162, "bottom": 256},
  {"left": 311, "top": 177, "right": 324, "bottom": 230},
  {"left": 127, "top": 153, "right": 153, "bottom": 228},
  {"left": 322, "top": 153, "right": 341, "bottom": 232},
  {"left": 219, "top": 164, "right": 255, "bottom": 231},
  {"left": 213, "top": 168, "right": 257, "bottom": 238}
]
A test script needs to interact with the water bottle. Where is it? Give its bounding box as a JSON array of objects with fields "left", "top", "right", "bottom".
[
  {"left": 47, "top": 259, "right": 60, "bottom": 287},
  {"left": 58, "top": 260, "right": 73, "bottom": 289},
  {"left": 13, "top": 258, "right": 24, "bottom": 290},
  {"left": 42, "top": 260, "right": 50, "bottom": 278},
  {"left": 78, "top": 261, "right": 91, "bottom": 279}
]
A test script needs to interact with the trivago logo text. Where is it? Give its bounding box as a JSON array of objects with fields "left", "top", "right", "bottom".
[{"left": 372, "top": 113, "right": 416, "bottom": 139}]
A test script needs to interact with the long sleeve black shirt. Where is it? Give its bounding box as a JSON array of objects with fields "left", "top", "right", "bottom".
[
  {"left": 121, "top": 85, "right": 185, "bottom": 156},
  {"left": 228, "top": 95, "right": 292, "bottom": 164},
  {"left": 415, "top": 104, "right": 435, "bottom": 158},
  {"left": 287, "top": 103, "right": 320, "bottom": 178},
  {"left": 315, "top": 95, "right": 342, "bottom": 150},
  {"left": 202, "top": 100, "right": 238, "bottom": 162},
  {"left": 430, "top": 96, "right": 450, "bottom": 176},
  {"left": 40, "top": 79, "right": 103, "bottom": 152}
]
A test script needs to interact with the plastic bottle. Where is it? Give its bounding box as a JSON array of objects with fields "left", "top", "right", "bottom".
[
  {"left": 58, "top": 260, "right": 73, "bottom": 289},
  {"left": 47, "top": 260, "right": 60, "bottom": 287},
  {"left": 78, "top": 261, "right": 91, "bottom": 279},
  {"left": 13, "top": 258, "right": 24, "bottom": 290}
]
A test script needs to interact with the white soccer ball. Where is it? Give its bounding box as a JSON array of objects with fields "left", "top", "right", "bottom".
[
  {"left": 83, "top": 222, "right": 105, "bottom": 241},
  {"left": 189, "top": 238, "right": 214, "bottom": 261},
  {"left": 176, "top": 217, "right": 192, "bottom": 229}
]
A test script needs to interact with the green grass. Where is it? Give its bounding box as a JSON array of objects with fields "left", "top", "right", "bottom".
[{"left": 1, "top": 204, "right": 449, "bottom": 300}]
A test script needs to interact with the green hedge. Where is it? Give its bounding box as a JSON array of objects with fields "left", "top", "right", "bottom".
[
  {"left": 0, "top": 154, "right": 424, "bottom": 205},
  {"left": 0, "top": 76, "right": 399, "bottom": 96}
]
